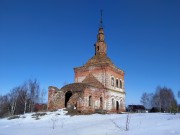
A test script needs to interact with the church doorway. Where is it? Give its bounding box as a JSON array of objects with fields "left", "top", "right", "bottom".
[
  {"left": 116, "top": 101, "right": 119, "bottom": 111},
  {"left": 100, "top": 97, "right": 103, "bottom": 109},
  {"left": 65, "top": 91, "right": 72, "bottom": 107}
]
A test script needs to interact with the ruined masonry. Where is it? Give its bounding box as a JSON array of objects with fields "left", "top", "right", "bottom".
[{"left": 48, "top": 20, "right": 126, "bottom": 113}]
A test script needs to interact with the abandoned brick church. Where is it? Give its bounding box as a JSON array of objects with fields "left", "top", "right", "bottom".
[{"left": 48, "top": 18, "right": 126, "bottom": 113}]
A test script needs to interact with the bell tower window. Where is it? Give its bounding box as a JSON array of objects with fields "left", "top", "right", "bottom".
[
  {"left": 111, "top": 77, "right": 114, "bottom": 86},
  {"left": 120, "top": 80, "right": 122, "bottom": 89},
  {"left": 97, "top": 46, "right": 99, "bottom": 51},
  {"left": 116, "top": 79, "right": 119, "bottom": 87}
]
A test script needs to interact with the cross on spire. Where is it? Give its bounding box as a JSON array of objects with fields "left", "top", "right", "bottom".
[{"left": 100, "top": 9, "right": 103, "bottom": 28}]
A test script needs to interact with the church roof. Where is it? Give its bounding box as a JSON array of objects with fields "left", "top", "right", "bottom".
[
  {"left": 84, "top": 54, "right": 115, "bottom": 67},
  {"left": 82, "top": 73, "right": 104, "bottom": 89},
  {"left": 61, "top": 83, "right": 91, "bottom": 92},
  {"left": 61, "top": 74, "right": 104, "bottom": 92}
]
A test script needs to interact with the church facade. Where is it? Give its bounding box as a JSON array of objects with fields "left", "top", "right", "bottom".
[{"left": 48, "top": 23, "right": 125, "bottom": 113}]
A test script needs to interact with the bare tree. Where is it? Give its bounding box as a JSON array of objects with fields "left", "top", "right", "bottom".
[
  {"left": 39, "top": 88, "right": 46, "bottom": 103},
  {"left": 140, "top": 92, "right": 153, "bottom": 109},
  {"left": 152, "top": 87, "right": 162, "bottom": 112},
  {"left": 17, "top": 79, "right": 44, "bottom": 114},
  {"left": 0, "top": 78, "right": 45, "bottom": 116},
  {"left": 0, "top": 95, "right": 10, "bottom": 117},
  {"left": 178, "top": 90, "right": 180, "bottom": 112},
  {"left": 18, "top": 83, "right": 29, "bottom": 114},
  {"left": 28, "top": 79, "right": 40, "bottom": 112},
  {"left": 152, "top": 86, "right": 177, "bottom": 113},
  {"left": 7, "top": 87, "right": 19, "bottom": 115}
]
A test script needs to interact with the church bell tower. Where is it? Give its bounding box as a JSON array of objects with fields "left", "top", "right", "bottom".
[{"left": 95, "top": 10, "right": 107, "bottom": 55}]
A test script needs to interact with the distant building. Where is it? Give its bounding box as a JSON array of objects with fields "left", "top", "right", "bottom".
[
  {"left": 48, "top": 16, "right": 125, "bottom": 113},
  {"left": 34, "top": 103, "right": 47, "bottom": 112},
  {"left": 127, "top": 105, "right": 145, "bottom": 113},
  {"left": 149, "top": 107, "right": 165, "bottom": 113}
]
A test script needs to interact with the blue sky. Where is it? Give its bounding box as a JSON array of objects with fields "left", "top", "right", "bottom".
[{"left": 0, "top": 0, "right": 180, "bottom": 105}]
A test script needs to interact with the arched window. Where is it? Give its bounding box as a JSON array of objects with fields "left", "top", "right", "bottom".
[
  {"left": 111, "top": 77, "right": 114, "bottom": 86},
  {"left": 89, "top": 96, "right": 92, "bottom": 106},
  {"left": 120, "top": 80, "right": 122, "bottom": 89},
  {"left": 116, "top": 101, "right": 119, "bottom": 111},
  {"left": 120, "top": 99, "right": 123, "bottom": 109},
  {"left": 100, "top": 97, "right": 103, "bottom": 108},
  {"left": 116, "top": 79, "right": 119, "bottom": 87},
  {"left": 97, "top": 46, "right": 99, "bottom": 51},
  {"left": 112, "top": 98, "right": 115, "bottom": 109}
]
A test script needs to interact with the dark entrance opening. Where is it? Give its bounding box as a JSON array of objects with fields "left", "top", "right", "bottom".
[
  {"left": 116, "top": 101, "right": 119, "bottom": 111},
  {"left": 100, "top": 97, "right": 103, "bottom": 109},
  {"left": 89, "top": 96, "right": 92, "bottom": 106},
  {"left": 65, "top": 91, "right": 72, "bottom": 107}
]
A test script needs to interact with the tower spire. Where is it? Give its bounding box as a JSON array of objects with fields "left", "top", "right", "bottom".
[
  {"left": 100, "top": 9, "right": 103, "bottom": 28},
  {"left": 94, "top": 10, "right": 107, "bottom": 56}
]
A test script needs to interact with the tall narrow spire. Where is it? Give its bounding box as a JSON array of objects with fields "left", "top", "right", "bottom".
[
  {"left": 100, "top": 9, "right": 103, "bottom": 28},
  {"left": 97, "top": 10, "right": 105, "bottom": 42},
  {"left": 94, "top": 10, "right": 107, "bottom": 56}
]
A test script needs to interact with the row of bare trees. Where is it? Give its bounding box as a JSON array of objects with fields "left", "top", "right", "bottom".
[
  {"left": 140, "top": 86, "right": 179, "bottom": 113},
  {"left": 0, "top": 79, "right": 46, "bottom": 118}
]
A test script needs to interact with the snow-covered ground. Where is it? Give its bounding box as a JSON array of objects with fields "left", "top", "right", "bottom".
[{"left": 0, "top": 110, "right": 180, "bottom": 135}]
